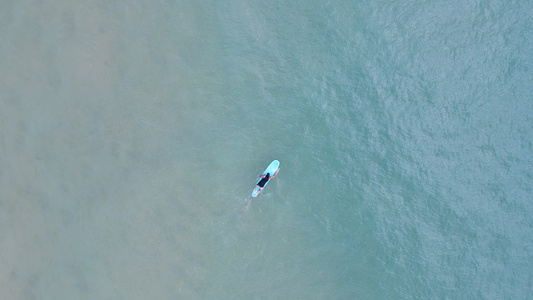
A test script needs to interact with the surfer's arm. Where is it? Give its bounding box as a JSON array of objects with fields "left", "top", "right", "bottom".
[{"left": 270, "top": 169, "right": 280, "bottom": 178}]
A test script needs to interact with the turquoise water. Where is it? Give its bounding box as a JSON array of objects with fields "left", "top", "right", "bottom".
[{"left": 1, "top": 0, "right": 532, "bottom": 299}]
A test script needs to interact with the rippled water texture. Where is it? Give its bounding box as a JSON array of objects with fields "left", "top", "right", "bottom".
[{"left": 1, "top": 0, "right": 532, "bottom": 299}]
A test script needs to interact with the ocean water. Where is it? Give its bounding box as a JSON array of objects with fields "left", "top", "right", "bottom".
[{"left": 1, "top": 0, "right": 532, "bottom": 299}]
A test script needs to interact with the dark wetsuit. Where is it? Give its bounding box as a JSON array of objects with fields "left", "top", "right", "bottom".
[{"left": 257, "top": 174, "right": 270, "bottom": 187}]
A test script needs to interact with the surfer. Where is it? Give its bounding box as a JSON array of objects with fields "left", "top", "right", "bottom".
[
  {"left": 256, "top": 169, "right": 279, "bottom": 190},
  {"left": 243, "top": 161, "right": 280, "bottom": 212},
  {"left": 257, "top": 173, "right": 271, "bottom": 188}
]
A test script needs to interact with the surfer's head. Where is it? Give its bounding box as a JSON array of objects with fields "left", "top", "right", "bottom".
[{"left": 265, "top": 173, "right": 270, "bottom": 178}]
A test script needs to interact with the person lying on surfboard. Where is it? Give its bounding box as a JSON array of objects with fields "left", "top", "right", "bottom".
[
  {"left": 243, "top": 161, "right": 280, "bottom": 212},
  {"left": 256, "top": 169, "right": 279, "bottom": 191}
]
